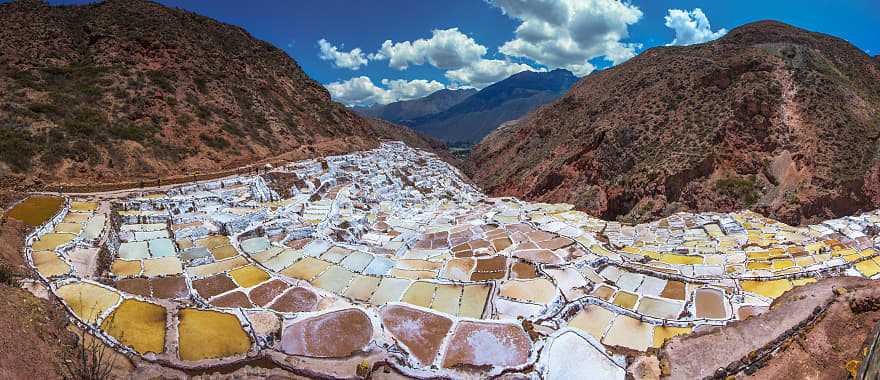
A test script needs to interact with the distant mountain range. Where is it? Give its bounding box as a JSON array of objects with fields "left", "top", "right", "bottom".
[
  {"left": 354, "top": 88, "right": 477, "bottom": 124},
  {"left": 471, "top": 20, "right": 880, "bottom": 225},
  {"left": 354, "top": 69, "right": 578, "bottom": 144}
]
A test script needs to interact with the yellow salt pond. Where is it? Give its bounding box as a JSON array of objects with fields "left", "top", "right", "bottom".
[
  {"left": 54, "top": 222, "right": 83, "bottom": 234},
  {"left": 111, "top": 259, "right": 143, "bottom": 277},
  {"left": 659, "top": 253, "right": 703, "bottom": 265},
  {"left": 498, "top": 278, "right": 557, "bottom": 304},
  {"left": 431, "top": 284, "right": 462, "bottom": 315},
  {"left": 5, "top": 195, "right": 64, "bottom": 227},
  {"left": 32, "top": 233, "right": 76, "bottom": 251},
  {"left": 56, "top": 282, "right": 122, "bottom": 324},
  {"left": 142, "top": 257, "right": 183, "bottom": 277},
  {"left": 101, "top": 299, "right": 166, "bottom": 355},
  {"left": 177, "top": 308, "right": 251, "bottom": 361},
  {"left": 229, "top": 265, "right": 271, "bottom": 288},
  {"left": 740, "top": 279, "right": 793, "bottom": 299},
  {"left": 568, "top": 305, "right": 615, "bottom": 341},
  {"left": 32, "top": 250, "right": 71, "bottom": 278},
  {"left": 855, "top": 259, "right": 880, "bottom": 277},
  {"left": 344, "top": 275, "right": 381, "bottom": 301},
  {"left": 653, "top": 326, "right": 692, "bottom": 348},
  {"left": 71, "top": 201, "right": 99, "bottom": 212},
  {"left": 602, "top": 315, "right": 653, "bottom": 351},
  {"left": 401, "top": 281, "right": 437, "bottom": 307},
  {"left": 458, "top": 284, "right": 491, "bottom": 318}
]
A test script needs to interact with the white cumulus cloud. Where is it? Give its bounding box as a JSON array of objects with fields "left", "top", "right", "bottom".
[
  {"left": 369, "top": 28, "right": 488, "bottom": 70},
  {"left": 445, "top": 59, "right": 542, "bottom": 89},
  {"left": 664, "top": 8, "right": 727, "bottom": 46},
  {"left": 317, "top": 38, "right": 369, "bottom": 70},
  {"left": 324, "top": 76, "right": 445, "bottom": 107},
  {"left": 491, "top": 0, "right": 643, "bottom": 75}
]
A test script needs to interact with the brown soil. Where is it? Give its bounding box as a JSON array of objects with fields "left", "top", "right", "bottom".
[
  {"left": 746, "top": 280, "right": 880, "bottom": 379},
  {"left": 0, "top": 285, "right": 72, "bottom": 380},
  {"left": 660, "top": 276, "right": 875, "bottom": 379}
]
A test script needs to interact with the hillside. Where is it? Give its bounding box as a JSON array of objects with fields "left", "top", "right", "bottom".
[
  {"left": 353, "top": 88, "right": 476, "bottom": 124},
  {"left": 0, "top": 0, "right": 438, "bottom": 191},
  {"left": 408, "top": 69, "right": 578, "bottom": 144},
  {"left": 471, "top": 21, "right": 880, "bottom": 225}
]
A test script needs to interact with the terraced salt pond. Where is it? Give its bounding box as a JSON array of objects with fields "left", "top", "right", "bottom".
[{"left": 15, "top": 141, "right": 880, "bottom": 378}]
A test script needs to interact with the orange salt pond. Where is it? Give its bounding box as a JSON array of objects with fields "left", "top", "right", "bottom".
[
  {"left": 280, "top": 308, "right": 372, "bottom": 357},
  {"left": 5, "top": 195, "right": 63, "bottom": 227},
  {"left": 101, "top": 299, "right": 166, "bottom": 355},
  {"left": 56, "top": 282, "right": 122, "bottom": 324},
  {"left": 177, "top": 308, "right": 251, "bottom": 361}
]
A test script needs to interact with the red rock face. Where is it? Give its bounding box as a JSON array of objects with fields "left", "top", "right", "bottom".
[
  {"left": 280, "top": 308, "right": 373, "bottom": 358},
  {"left": 442, "top": 321, "right": 532, "bottom": 369},
  {"left": 381, "top": 305, "right": 453, "bottom": 366},
  {"left": 470, "top": 20, "right": 880, "bottom": 226}
]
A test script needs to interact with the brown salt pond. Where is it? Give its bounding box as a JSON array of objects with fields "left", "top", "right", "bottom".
[
  {"left": 267, "top": 286, "right": 318, "bottom": 313},
  {"left": 381, "top": 304, "right": 453, "bottom": 366},
  {"left": 177, "top": 308, "right": 252, "bottom": 361},
  {"left": 694, "top": 288, "right": 728, "bottom": 319},
  {"left": 101, "top": 299, "right": 166, "bottom": 355},
  {"left": 441, "top": 320, "right": 532, "bottom": 368},
  {"left": 5, "top": 195, "right": 64, "bottom": 227},
  {"left": 281, "top": 308, "right": 373, "bottom": 357}
]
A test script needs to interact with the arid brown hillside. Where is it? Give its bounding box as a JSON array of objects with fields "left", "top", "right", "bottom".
[
  {"left": 0, "top": 0, "right": 439, "bottom": 190},
  {"left": 471, "top": 21, "right": 880, "bottom": 225}
]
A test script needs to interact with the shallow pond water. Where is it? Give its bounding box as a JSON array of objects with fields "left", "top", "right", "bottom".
[{"left": 5, "top": 195, "right": 64, "bottom": 227}]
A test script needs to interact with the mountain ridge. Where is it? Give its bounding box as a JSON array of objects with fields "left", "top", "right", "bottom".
[
  {"left": 353, "top": 88, "right": 476, "bottom": 124},
  {"left": 471, "top": 20, "right": 880, "bottom": 225},
  {"left": 0, "top": 0, "right": 440, "bottom": 190},
  {"left": 398, "top": 69, "right": 578, "bottom": 144}
]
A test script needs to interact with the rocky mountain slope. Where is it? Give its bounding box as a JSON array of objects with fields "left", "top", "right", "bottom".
[
  {"left": 0, "top": 0, "right": 440, "bottom": 190},
  {"left": 471, "top": 21, "right": 880, "bottom": 225},
  {"left": 353, "top": 88, "right": 476, "bottom": 124},
  {"left": 407, "top": 69, "right": 578, "bottom": 144}
]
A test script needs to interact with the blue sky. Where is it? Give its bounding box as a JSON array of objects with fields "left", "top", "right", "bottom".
[{"left": 41, "top": 0, "right": 880, "bottom": 106}]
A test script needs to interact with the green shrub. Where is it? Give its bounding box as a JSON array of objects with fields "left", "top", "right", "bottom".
[
  {"left": 0, "top": 124, "right": 36, "bottom": 171},
  {"left": 199, "top": 133, "right": 230, "bottom": 150},
  {"left": 716, "top": 176, "right": 760, "bottom": 206}
]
